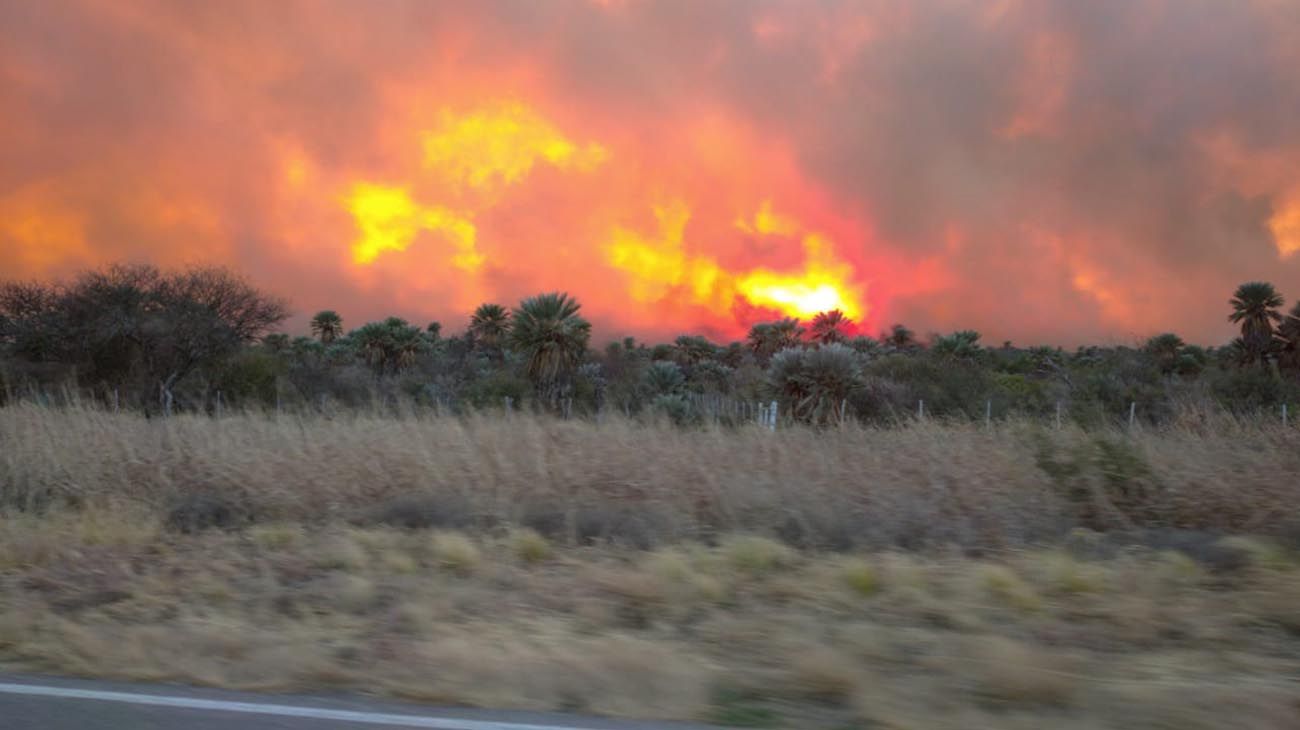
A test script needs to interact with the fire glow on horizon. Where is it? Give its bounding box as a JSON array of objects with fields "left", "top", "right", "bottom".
[
  {"left": 344, "top": 102, "right": 872, "bottom": 331},
  {"left": 2, "top": 0, "right": 1299, "bottom": 344}
]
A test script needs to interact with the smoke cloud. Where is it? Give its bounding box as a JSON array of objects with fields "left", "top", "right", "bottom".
[{"left": 2, "top": 0, "right": 1298, "bottom": 345}]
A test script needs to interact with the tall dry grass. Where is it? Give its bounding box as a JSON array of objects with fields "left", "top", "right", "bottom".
[
  {"left": 2, "top": 403, "right": 1298, "bottom": 549},
  {"left": 4, "top": 403, "right": 1300, "bottom": 727}
]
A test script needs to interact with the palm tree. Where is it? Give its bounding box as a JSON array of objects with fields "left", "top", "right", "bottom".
[
  {"left": 1144, "top": 332, "right": 1185, "bottom": 375},
  {"left": 1228, "top": 282, "right": 1284, "bottom": 364},
  {"left": 468, "top": 303, "right": 509, "bottom": 351},
  {"left": 642, "top": 360, "right": 685, "bottom": 396},
  {"left": 1176, "top": 344, "right": 1208, "bottom": 377},
  {"left": 509, "top": 292, "right": 591, "bottom": 397},
  {"left": 884, "top": 324, "right": 917, "bottom": 352},
  {"left": 772, "top": 318, "right": 804, "bottom": 348},
  {"left": 1282, "top": 301, "right": 1300, "bottom": 339},
  {"left": 767, "top": 343, "right": 863, "bottom": 425},
  {"left": 672, "top": 335, "right": 716, "bottom": 365},
  {"left": 931, "top": 330, "right": 982, "bottom": 360},
  {"left": 747, "top": 318, "right": 804, "bottom": 361},
  {"left": 310, "top": 310, "right": 344, "bottom": 344},
  {"left": 847, "top": 335, "right": 882, "bottom": 357},
  {"left": 809, "top": 309, "right": 853, "bottom": 345},
  {"left": 746, "top": 323, "right": 773, "bottom": 357},
  {"left": 1279, "top": 301, "right": 1300, "bottom": 372},
  {"left": 262, "top": 333, "right": 290, "bottom": 352},
  {"left": 351, "top": 317, "right": 426, "bottom": 374}
]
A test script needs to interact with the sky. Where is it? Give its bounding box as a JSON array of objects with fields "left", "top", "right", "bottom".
[{"left": 2, "top": 0, "right": 1299, "bottom": 346}]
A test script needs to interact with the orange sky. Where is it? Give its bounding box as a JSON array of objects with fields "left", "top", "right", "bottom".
[{"left": 2, "top": 0, "right": 1299, "bottom": 345}]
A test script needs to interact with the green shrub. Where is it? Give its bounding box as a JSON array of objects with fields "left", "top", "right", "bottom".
[
  {"left": 431, "top": 531, "right": 481, "bottom": 576},
  {"left": 508, "top": 528, "right": 552, "bottom": 565},
  {"left": 721, "top": 536, "right": 796, "bottom": 575}
]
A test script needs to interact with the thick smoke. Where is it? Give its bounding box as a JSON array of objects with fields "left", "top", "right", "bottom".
[{"left": 2, "top": 0, "right": 1298, "bottom": 345}]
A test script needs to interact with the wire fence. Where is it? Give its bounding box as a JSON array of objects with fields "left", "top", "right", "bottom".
[{"left": 3, "top": 383, "right": 1296, "bottom": 436}]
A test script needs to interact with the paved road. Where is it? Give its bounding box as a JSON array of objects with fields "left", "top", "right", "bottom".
[{"left": 0, "top": 674, "right": 719, "bottom": 730}]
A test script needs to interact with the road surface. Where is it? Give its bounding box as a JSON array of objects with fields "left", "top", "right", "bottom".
[{"left": 0, "top": 673, "right": 719, "bottom": 730}]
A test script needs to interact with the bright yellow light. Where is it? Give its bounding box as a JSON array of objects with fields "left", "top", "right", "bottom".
[
  {"left": 737, "top": 278, "right": 854, "bottom": 319},
  {"left": 737, "top": 234, "right": 862, "bottom": 320},
  {"left": 605, "top": 201, "right": 865, "bottom": 321},
  {"left": 605, "top": 201, "right": 735, "bottom": 307},
  {"left": 422, "top": 102, "right": 607, "bottom": 190},
  {"left": 346, "top": 183, "right": 481, "bottom": 270},
  {"left": 346, "top": 103, "right": 606, "bottom": 270}
]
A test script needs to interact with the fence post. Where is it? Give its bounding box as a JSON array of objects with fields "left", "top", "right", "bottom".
[
  {"left": 985, "top": 399, "right": 992, "bottom": 428},
  {"left": 839, "top": 398, "right": 847, "bottom": 425},
  {"left": 112, "top": 388, "right": 120, "bottom": 414},
  {"left": 504, "top": 396, "right": 513, "bottom": 413},
  {"left": 769, "top": 400, "right": 778, "bottom": 431},
  {"left": 216, "top": 390, "right": 223, "bottom": 419},
  {"left": 917, "top": 399, "right": 925, "bottom": 420},
  {"left": 1128, "top": 401, "right": 1136, "bottom": 429}
]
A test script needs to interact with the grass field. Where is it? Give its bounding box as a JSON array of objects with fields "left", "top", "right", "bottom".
[{"left": 1, "top": 405, "right": 1299, "bottom": 728}]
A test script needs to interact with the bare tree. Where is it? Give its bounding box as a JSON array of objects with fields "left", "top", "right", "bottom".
[{"left": 0, "top": 263, "right": 288, "bottom": 410}]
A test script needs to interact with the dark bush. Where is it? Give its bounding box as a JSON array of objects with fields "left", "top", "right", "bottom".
[
  {"left": 520, "top": 502, "right": 681, "bottom": 549},
  {"left": 357, "top": 492, "right": 479, "bottom": 530},
  {"left": 166, "top": 492, "right": 254, "bottom": 533}
]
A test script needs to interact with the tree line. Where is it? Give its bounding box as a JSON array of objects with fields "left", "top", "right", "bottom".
[{"left": 2, "top": 263, "right": 1299, "bottom": 425}]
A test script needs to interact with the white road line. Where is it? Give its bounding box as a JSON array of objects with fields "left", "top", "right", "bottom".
[{"left": 0, "top": 682, "right": 594, "bottom": 730}]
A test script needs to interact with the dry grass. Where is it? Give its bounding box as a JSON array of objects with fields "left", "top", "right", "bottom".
[
  {"left": 2, "top": 405, "right": 1300, "bottom": 727},
  {"left": 0, "top": 509, "right": 1297, "bottom": 728},
  {"left": 430, "top": 531, "right": 483, "bottom": 576},
  {"left": 3, "top": 404, "right": 1298, "bottom": 549},
  {"left": 838, "top": 557, "right": 880, "bottom": 597},
  {"left": 507, "top": 528, "right": 553, "bottom": 565},
  {"left": 962, "top": 635, "right": 1078, "bottom": 708}
]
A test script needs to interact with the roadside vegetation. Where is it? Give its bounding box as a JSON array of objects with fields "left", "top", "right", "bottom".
[
  {"left": 2, "top": 264, "right": 1299, "bottom": 727},
  {"left": 0, "top": 407, "right": 1298, "bottom": 728}
]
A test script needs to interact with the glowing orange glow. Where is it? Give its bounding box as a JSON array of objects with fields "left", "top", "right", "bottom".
[
  {"left": 284, "top": 157, "right": 310, "bottom": 189},
  {"left": 737, "top": 233, "right": 864, "bottom": 320},
  {"left": 1269, "top": 197, "right": 1300, "bottom": 258},
  {"left": 736, "top": 200, "right": 799, "bottom": 236},
  {"left": 6, "top": 1, "right": 1296, "bottom": 347},
  {"left": 421, "top": 103, "right": 607, "bottom": 191},
  {"left": 344, "top": 102, "right": 872, "bottom": 331},
  {"left": 605, "top": 200, "right": 865, "bottom": 322},
  {"left": 605, "top": 201, "right": 735, "bottom": 309},
  {"left": 1068, "top": 255, "right": 1135, "bottom": 325},
  {"left": 346, "top": 183, "right": 481, "bottom": 270},
  {"left": 347, "top": 104, "right": 611, "bottom": 276},
  {"left": 1, "top": 208, "right": 88, "bottom": 271}
]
